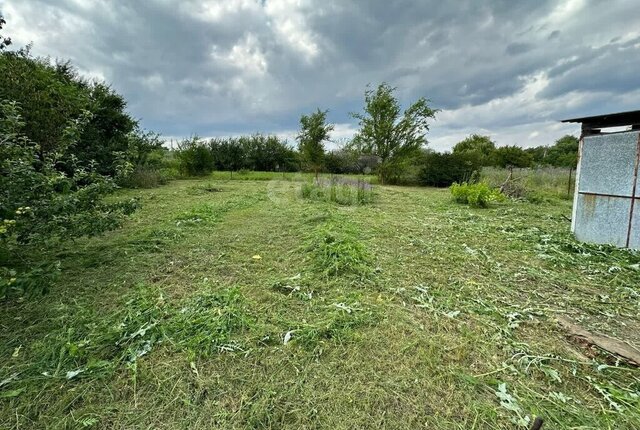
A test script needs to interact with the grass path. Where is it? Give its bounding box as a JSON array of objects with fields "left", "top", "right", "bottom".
[{"left": 1, "top": 179, "right": 639, "bottom": 429}]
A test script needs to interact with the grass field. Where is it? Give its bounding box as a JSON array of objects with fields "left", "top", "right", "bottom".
[{"left": 1, "top": 176, "right": 639, "bottom": 429}]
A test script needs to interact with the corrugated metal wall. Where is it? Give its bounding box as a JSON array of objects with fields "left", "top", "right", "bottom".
[{"left": 571, "top": 130, "right": 640, "bottom": 249}]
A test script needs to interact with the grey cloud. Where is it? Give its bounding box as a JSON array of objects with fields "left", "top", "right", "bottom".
[
  {"left": 506, "top": 42, "right": 534, "bottom": 56},
  {"left": 2, "top": 0, "right": 639, "bottom": 148}
]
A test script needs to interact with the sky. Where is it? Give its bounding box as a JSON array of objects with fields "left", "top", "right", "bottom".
[{"left": 2, "top": 0, "right": 640, "bottom": 151}]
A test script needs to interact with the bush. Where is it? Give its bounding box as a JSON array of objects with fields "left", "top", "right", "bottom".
[
  {"left": 419, "top": 152, "right": 481, "bottom": 187},
  {"left": 176, "top": 137, "right": 215, "bottom": 176},
  {"left": 0, "top": 100, "right": 138, "bottom": 295},
  {"left": 450, "top": 182, "right": 504, "bottom": 208}
]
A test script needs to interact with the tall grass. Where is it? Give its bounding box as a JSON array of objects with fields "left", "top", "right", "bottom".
[
  {"left": 481, "top": 166, "right": 575, "bottom": 200},
  {"left": 301, "top": 176, "right": 374, "bottom": 205}
]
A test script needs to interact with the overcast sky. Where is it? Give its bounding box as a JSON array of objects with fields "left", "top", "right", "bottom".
[{"left": 2, "top": 0, "right": 639, "bottom": 150}]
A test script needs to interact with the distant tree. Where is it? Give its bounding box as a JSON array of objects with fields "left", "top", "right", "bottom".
[
  {"left": 493, "top": 145, "right": 533, "bottom": 168},
  {"left": 210, "top": 138, "right": 244, "bottom": 172},
  {"left": 176, "top": 136, "right": 215, "bottom": 176},
  {"left": 452, "top": 134, "right": 496, "bottom": 166},
  {"left": 418, "top": 152, "right": 481, "bottom": 187},
  {"left": 547, "top": 135, "right": 579, "bottom": 168},
  {"left": 351, "top": 83, "right": 438, "bottom": 184},
  {"left": 324, "top": 149, "right": 362, "bottom": 174},
  {"left": 525, "top": 135, "right": 578, "bottom": 168},
  {"left": 0, "top": 15, "right": 11, "bottom": 51},
  {"left": 297, "top": 109, "right": 333, "bottom": 178},
  {"left": 525, "top": 145, "right": 548, "bottom": 165}
]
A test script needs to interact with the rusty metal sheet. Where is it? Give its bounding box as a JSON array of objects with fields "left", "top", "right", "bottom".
[
  {"left": 629, "top": 202, "right": 640, "bottom": 249},
  {"left": 572, "top": 131, "right": 640, "bottom": 249},
  {"left": 574, "top": 194, "right": 632, "bottom": 247}
]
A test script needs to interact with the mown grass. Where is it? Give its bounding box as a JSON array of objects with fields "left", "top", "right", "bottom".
[{"left": 1, "top": 174, "right": 639, "bottom": 429}]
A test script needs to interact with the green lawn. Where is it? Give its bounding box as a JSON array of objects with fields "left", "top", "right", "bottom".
[{"left": 1, "top": 178, "right": 639, "bottom": 429}]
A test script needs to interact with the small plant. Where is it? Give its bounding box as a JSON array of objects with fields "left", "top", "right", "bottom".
[{"left": 450, "top": 181, "right": 504, "bottom": 208}]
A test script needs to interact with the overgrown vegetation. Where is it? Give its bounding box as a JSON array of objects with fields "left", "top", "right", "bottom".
[
  {"left": 301, "top": 177, "right": 374, "bottom": 205},
  {"left": 0, "top": 101, "right": 138, "bottom": 296},
  {"left": 450, "top": 181, "right": 504, "bottom": 208},
  {"left": 3, "top": 13, "right": 631, "bottom": 430}
]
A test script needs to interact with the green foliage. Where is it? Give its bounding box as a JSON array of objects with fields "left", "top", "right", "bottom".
[
  {"left": 0, "top": 15, "right": 11, "bottom": 51},
  {"left": 0, "top": 48, "right": 157, "bottom": 178},
  {"left": 324, "top": 149, "right": 362, "bottom": 174},
  {"left": 177, "top": 135, "right": 299, "bottom": 176},
  {"left": 301, "top": 178, "right": 374, "bottom": 205},
  {"left": 527, "top": 135, "right": 579, "bottom": 168},
  {"left": 297, "top": 109, "right": 333, "bottom": 175},
  {"left": 450, "top": 181, "right": 504, "bottom": 208},
  {"left": 0, "top": 100, "right": 137, "bottom": 295},
  {"left": 176, "top": 136, "right": 216, "bottom": 176},
  {"left": 481, "top": 166, "right": 575, "bottom": 201},
  {"left": 453, "top": 134, "right": 497, "bottom": 166},
  {"left": 493, "top": 145, "right": 533, "bottom": 168},
  {"left": 419, "top": 151, "right": 481, "bottom": 187},
  {"left": 351, "top": 83, "right": 438, "bottom": 184}
]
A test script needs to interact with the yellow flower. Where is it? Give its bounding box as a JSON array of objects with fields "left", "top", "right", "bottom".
[{"left": 252, "top": 255, "right": 262, "bottom": 260}]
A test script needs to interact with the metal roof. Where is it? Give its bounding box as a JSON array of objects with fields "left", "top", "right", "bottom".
[{"left": 562, "top": 109, "right": 640, "bottom": 128}]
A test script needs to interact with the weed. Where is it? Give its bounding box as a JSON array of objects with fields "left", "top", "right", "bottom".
[{"left": 450, "top": 181, "right": 504, "bottom": 208}]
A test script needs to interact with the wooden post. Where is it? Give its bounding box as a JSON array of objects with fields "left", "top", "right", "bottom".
[{"left": 568, "top": 167, "right": 573, "bottom": 197}]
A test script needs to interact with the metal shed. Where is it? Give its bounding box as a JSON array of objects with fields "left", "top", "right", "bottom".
[{"left": 562, "top": 110, "right": 640, "bottom": 249}]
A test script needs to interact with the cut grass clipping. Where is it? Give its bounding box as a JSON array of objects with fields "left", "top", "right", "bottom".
[{"left": 307, "top": 217, "right": 372, "bottom": 278}]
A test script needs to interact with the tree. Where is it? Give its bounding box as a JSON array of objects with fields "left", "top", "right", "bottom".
[
  {"left": 525, "top": 135, "right": 579, "bottom": 168},
  {"left": 419, "top": 152, "right": 481, "bottom": 187},
  {"left": 493, "top": 145, "right": 533, "bottom": 168},
  {"left": 0, "top": 15, "right": 11, "bottom": 51},
  {"left": 452, "top": 134, "right": 496, "bottom": 166},
  {"left": 0, "top": 48, "right": 153, "bottom": 177},
  {"left": 547, "top": 135, "right": 579, "bottom": 168},
  {"left": 351, "top": 83, "right": 438, "bottom": 184},
  {"left": 297, "top": 109, "right": 333, "bottom": 178}
]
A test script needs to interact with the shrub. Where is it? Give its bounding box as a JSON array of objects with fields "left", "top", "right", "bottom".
[
  {"left": 450, "top": 182, "right": 504, "bottom": 208},
  {"left": 176, "top": 136, "right": 215, "bottom": 176},
  {"left": 419, "top": 152, "right": 481, "bottom": 187},
  {"left": 0, "top": 100, "right": 138, "bottom": 295}
]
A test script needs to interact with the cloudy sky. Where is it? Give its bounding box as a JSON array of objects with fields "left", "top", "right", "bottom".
[{"left": 2, "top": 0, "right": 639, "bottom": 150}]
